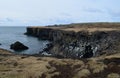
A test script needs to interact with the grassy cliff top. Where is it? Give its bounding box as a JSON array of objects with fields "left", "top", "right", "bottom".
[{"left": 28, "top": 22, "right": 120, "bottom": 32}]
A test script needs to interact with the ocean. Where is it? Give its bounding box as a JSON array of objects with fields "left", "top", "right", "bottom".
[{"left": 0, "top": 26, "right": 49, "bottom": 54}]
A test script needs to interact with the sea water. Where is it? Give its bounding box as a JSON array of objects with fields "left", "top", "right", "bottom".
[{"left": 0, "top": 26, "right": 48, "bottom": 54}]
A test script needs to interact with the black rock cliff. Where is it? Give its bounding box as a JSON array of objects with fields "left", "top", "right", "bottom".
[{"left": 25, "top": 26, "right": 120, "bottom": 58}]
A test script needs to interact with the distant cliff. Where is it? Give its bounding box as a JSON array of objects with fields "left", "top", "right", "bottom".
[{"left": 25, "top": 23, "right": 120, "bottom": 58}]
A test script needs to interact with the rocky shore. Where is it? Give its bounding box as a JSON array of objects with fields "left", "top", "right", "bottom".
[{"left": 25, "top": 23, "right": 120, "bottom": 58}]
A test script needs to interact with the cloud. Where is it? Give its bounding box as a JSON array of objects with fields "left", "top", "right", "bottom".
[
  {"left": 102, "top": 9, "right": 120, "bottom": 21},
  {"left": 108, "top": 11, "right": 120, "bottom": 17},
  {"left": 83, "top": 8, "right": 104, "bottom": 13},
  {"left": 0, "top": 18, "right": 24, "bottom": 26},
  {"left": 0, "top": 18, "right": 14, "bottom": 23},
  {"left": 6, "top": 18, "right": 14, "bottom": 22},
  {"left": 0, "top": 0, "right": 120, "bottom": 26}
]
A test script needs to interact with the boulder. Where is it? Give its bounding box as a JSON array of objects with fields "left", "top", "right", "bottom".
[
  {"left": 10, "top": 41, "right": 29, "bottom": 51},
  {"left": 0, "top": 43, "right": 1, "bottom": 45}
]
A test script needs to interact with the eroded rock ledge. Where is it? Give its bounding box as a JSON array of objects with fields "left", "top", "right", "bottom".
[{"left": 25, "top": 23, "right": 120, "bottom": 58}]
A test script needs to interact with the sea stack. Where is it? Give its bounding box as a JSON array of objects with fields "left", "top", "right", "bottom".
[{"left": 10, "top": 41, "right": 29, "bottom": 51}]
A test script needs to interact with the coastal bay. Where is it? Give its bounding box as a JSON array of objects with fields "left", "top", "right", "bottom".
[{"left": 0, "top": 23, "right": 120, "bottom": 78}]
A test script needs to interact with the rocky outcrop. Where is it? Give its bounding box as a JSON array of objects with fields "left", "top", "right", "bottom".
[
  {"left": 45, "top": 31, "right": 120, "bottom": 58},
  {"left": 25, "top": 25, "right": 120, "bottom": 58},
  {"left": 10, "top": 41, "right": 29, "bottom": 51}
]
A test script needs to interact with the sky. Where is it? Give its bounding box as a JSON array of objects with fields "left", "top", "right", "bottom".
[{"left": 0, "top": 0, "right": 120, "bottom": 26}]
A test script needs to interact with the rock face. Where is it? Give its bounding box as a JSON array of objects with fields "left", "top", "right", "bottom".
[
  {"left": 46, "top": 31, "right": 120, "bottom": 58},
  {"left": 25, "top": 24, "right": 120, "bottom": 58},
  {"left": 10, "top": 41, "right": 29, "bottom": 51}
]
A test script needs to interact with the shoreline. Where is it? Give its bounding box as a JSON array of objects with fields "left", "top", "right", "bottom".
[{"left": 0, "top": 48, "right": 13, "bottom": 55}]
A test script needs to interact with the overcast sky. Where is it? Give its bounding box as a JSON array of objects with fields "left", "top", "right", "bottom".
[{"left": 0, "top": 0, "right": 120, "bottom": 26}]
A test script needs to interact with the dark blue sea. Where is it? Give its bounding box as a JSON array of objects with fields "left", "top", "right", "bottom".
[{"left": 0, "top": 26, "right": 48, "bottom": 54}]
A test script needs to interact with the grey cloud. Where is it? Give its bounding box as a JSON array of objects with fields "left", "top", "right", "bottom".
[
  {"left": 108, "top": 11, "right": 120, "bottom": 17},
  {"left": 0, "top": 18, "right": 14, "bottom": 23},
  {"left": 6, "top": 18, "right": 14, "bottom": 22},
  {"left": 83, "top": 8, "right": 104, "bottom": 13},
  {"left": 60, "top": 13, "right": 71, "bottom": 17}
]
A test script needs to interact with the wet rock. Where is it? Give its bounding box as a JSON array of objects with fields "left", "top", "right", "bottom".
[
  {"left": 10, "top": 41, "right": 29, "bottom": 51},
  {"left": 39, "top": 43, "right": 53, "bottom": 56},
  {"left": 41, "top": 43, "right": 53, "bottom": 52}
]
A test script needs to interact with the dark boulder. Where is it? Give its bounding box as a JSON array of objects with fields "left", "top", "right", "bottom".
[
  {"left": 0, "top": 43, "right": 1, "bottom": 45},
  {"left": 10, "top": 41, "right": 29, "bottom": 51}
]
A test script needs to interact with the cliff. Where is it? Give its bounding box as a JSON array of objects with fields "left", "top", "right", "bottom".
[{"left": 25, "top": 23, "right": 120, "bottom": 58}]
